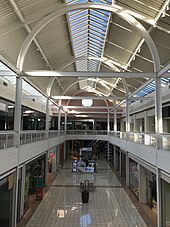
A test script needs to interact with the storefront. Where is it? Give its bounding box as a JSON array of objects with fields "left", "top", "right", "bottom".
[
  {"left": 59, "top": 143, "right": 64, "bottom": 168},
  {"left": 24, "top": 155, "right": 45, "bottom": 214},
  {"left": 0, "top": 172, "right": 15, "bottom": 227},
  {"left": 48, "top": 147, "right": 57, "bottom": 174},
  {"left": 129, "top": 159, "right": 139, "bottom": 198},
  {"left": 162, "top": 179, "right": 170, "bottom": 226},
  {"left": 145, "top": 169, "right": 157, "bottom": 212},
  {"left": 120, "top": 151, "right": 126, "bottom": 177}
]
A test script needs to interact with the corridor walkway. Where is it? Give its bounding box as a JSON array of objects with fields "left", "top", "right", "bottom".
[{"left": 26, "top": 160, "right": 147, "bottom": 227}]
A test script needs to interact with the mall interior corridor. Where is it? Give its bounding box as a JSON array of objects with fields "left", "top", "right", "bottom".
[{"left": 25, "top": 160, "right": 148, "bottom": 227}]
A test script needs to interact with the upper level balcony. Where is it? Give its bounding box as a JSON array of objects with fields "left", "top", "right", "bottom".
[{"left": 0, "top": 130, "right": 169, "bottom": 151}]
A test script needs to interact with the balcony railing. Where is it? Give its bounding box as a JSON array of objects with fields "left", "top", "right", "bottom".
[
  {"left": 0, "top": 132, "right": 14, "bottom": 150},
  {"left": 66, "top": 130, "right": 108, "bottom": 135},
  {"left": 0, "top": 130, "right": 169, "bottom": 151},
  {"left": 20, "top": 131, "right": 47, "bottom": 145}
]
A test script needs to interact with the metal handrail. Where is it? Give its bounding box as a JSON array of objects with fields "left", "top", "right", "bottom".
[{"left": 0, "top": 130, "right": 170, "bottom": 151}]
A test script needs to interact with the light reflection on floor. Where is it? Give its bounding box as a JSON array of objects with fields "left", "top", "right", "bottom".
[{"left": 26, "top": 160, "right": 147, "bottom": 227}]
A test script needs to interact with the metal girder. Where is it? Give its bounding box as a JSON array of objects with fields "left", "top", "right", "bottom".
[
  {"left": 158, "top": 62, "right": 170, "bottom": 77},
  {"left": 17, "top": 3, "right": 160, "bottom": 73},
  {"left": 52, "top": 95, "right": 120, "bottom": 100},
  {"left": 52, "top": 95, "right": 153, "bottom": 100},
  {"left": 25, "top": 71, "right": 154, "bottom": 78},
  {"left": 68, "top": 111, "right": 118, "bottom": 114},
  {"left": 58, "top": 56, "right": 120, "bottom": 71},
  {"left": 9, "top": 0, "right": 64, "bottom": 92},
  {"left": 63, "top": 106, "right": 115, "bottom": 109}
]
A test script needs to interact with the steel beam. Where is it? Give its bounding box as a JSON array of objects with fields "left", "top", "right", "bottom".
[
  {"left": 24, "top": 71, "right": 155, "bottom": 78},
  {"left": 17, "top": 3, "right": 160, "bottom": 73},
  {"left": 52, "top": 96, "right": 153, "bottom": 100}
]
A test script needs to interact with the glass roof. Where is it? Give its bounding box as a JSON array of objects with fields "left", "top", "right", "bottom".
[
  {"left": 0, "top": 62, "right": 45, "bottom": 103},
  {"left": 135, "top": 78, "right": 170, "bottom": 97},
  {"left": 66, "top": 0, "right": 111, "bottom": 72}
]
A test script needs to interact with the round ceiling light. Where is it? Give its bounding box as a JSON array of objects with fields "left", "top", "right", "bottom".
[{"left": 82, "top": 99, "right": 93, "bottom": 107}]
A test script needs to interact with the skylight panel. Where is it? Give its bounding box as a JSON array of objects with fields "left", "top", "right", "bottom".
[
  {"left": 71, "top": 16, "right": 87, "bottom": 26},
  {"left": 71, "top": 21, "right": 88, "bottom": 30},
  {"left": 72, "top": 30, "right": 87, "bottom": 39},
  {"left": 73, "top": 34, "right": 88, "bottom": 42},
  {"left": 89, "top": 30, "right": 105, "bottom": 39},
  {"left": 67, "top": 0, "right": 87, "bottom": 5},
  {"left": 74, "top": 42, "right": 88, "bottom": 49},
  {"left": 96, "top": 9, "right": 110, "bottom": 17},
  {"left": 89, "top": 33, "right": 104, "bottom": 42},
  {"left": 90, "top": 10, "right": 109, "bottom": 21},
  {"left": 74, "top": 46, "right": 87, "bottom": 53},
  {"left": 90, "top": 19, "right": 107, "bottom": 30},
  {"left": 90, "top": 26, "right": 106, "bottom": 35},
  {"left": 89, "top": 14, "right": 108, "bottom": 26},
  {"left": 88, "top": 49, "right": 101, "bottom": 57},
  {"left": 72, "top": 25, "right": 88, "bottom": 34},
  {"left": 66, "top": 0, "right": 111, "bottom": 72},
  {"left": 69, "top": 10, "right": 88, "bottom": 20},
  {"left": 75, "top": 49, "right": 87, "bottom": 56},
  {"left": 89, "top": 44, "right": 103, "bottom": 52},
  {"left": 88, "top": 36, "right": 103, "bottom": 44},
  {"left": 161, "top": 78, "right": 170, "bottom": 84}
]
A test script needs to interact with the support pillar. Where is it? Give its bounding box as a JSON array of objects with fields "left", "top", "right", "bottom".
[
  {"left": 13, "top": 77, "right": 22, "bottom": 227},
  {"left": 126, "top": 98, "right": 130, "bottom": 133},
  {"left": 107, "top": 112, "right": 110, "bottom": 134},
  {"left": 58, "top": 107, "right": 61, "bottom": 136},
  {"left": 126, "top": 152, "right": 129, "bottom": 187},
  {"left": 72, "top": 140, "right": 74, "bottom": 156},
  {"left": 139, "top": 165, "right": 147, "bottom": 203},
  {"left": 45, "top": 151, "right": 48, "bottom": 186},
  {"left": 46, "top": 98, "right": 50, "bottom": 140},
  {"left": 144, "top": 111, "right": 149, "bottom": 133},
  {"left": 20, "top": 164, "right": 26, "bottom": 218},
  {"left": 64, "top": 112, "right": 67, "bottom": 134},
  {"left": 155, "top": 76, "right": 163, "bottom": 227},
  {"left": 114, "top": 110, "right": 117, "bottom": 132},
  {"left": 107, "top": 141, "right": 110, "bottom": 162},
  {"left": 119, "top": 150, "right": 122, "bottom": 176}
]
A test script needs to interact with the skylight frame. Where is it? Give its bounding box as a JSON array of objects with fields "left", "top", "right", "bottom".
[{"left": 66, "top": 0, "right": 111, "bottom": 72}]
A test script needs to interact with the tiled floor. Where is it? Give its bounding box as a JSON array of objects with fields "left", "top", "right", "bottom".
[{"left": 26, "top": 160, "right": 148, "bottom": 227}]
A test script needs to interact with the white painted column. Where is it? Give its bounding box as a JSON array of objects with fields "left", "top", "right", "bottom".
[
  {"left": 113, "top": 145, "right": 117, "bottom": 170},
  {"left": 13, "top": 77, "right": 22, "bottom": 227},
  {"left": 20, "top": 164, "right": 26, "bottom": 217},
  {"left": 119, "top": 150, "right": 122, "bottom": 176},
  {"left": 46, "top": 98, "right": 50, "bottom": 138},
  {"left": 155, "top": 76, "right": 163, "bottom": 227},
  {"left": 45, "top": 151, "right": 48, "bottom": 186},
  {"left": 144, "top": 111, "right": 148, "bottom": 132},
  {"left": 64, "top": 112, "right": 67, "bottom": 134},
  {"left": 114, "top": 109, "right": 117, "bottom": 132},
  {"left": 134, "top": 114, "right": 137, "bottom": 132},
  {"left": 126, "top": 151, "right": 129, "bottom": 187},
  {"left": 56, "top": 145, "right": 60, "bottom": 170},
  {"left": 52, "top": 147, "right": 57, "bottom": 172},
  {"left": 107, "top": 141, "right": 110, "bottom": 162},
  {"left": 64, "top": 141, "right": 66, "bottom": 161},
  {"left": 139, "top": 165, "right": 147, "bottom": 203},
  {"left": 107, "top": 113, "right": 110, "bottom": 134},
  {"left": 58, "top": 107, "right": 61, "bottom": 136},
  {"left": 126, "top": 98, "right": 130, "bottom": 133}
]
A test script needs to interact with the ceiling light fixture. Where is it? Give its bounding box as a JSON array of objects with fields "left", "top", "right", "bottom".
[{"left": 82, "top": 99, "right": 93, "bottom": 107}]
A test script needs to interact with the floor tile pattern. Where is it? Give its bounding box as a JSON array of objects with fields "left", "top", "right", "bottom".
[{"left": 26, "top": 160, "right": 147, "bottom": 227}]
